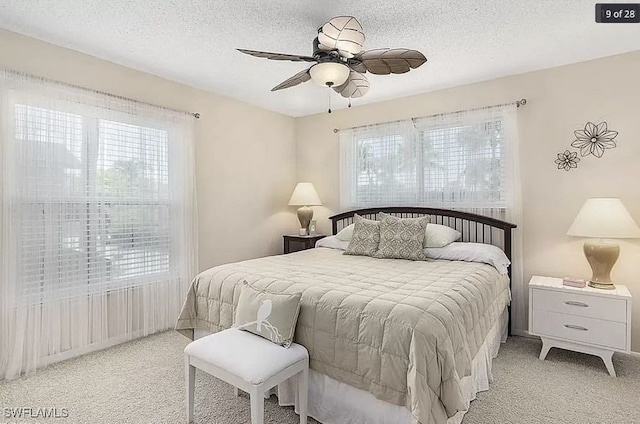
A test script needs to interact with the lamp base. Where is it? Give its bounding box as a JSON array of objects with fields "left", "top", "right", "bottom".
[
  {"left": 587, "top": 281, "right": 616, "bottom": 290},
  {"left": 296, "top": 206, "right": 314, "bottom": 234},
  {"left": 583, "top": 240, "right": 619, "bottom": 290}
]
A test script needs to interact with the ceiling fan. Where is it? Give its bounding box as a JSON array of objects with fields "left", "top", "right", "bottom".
[{"left": 237, "top": 16, "right": 427, "bottom": 106}]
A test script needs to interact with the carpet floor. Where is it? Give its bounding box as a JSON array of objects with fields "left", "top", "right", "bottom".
[{"left": 1, "top": 331, "right": 639, "bottom": 424}]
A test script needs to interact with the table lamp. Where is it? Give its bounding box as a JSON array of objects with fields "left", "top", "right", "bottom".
[
  {"left": 288, "top": 182, "right": 322, "bottom": 235},
  {"left": 567, "top": 198, "right": 640, "bottom": 289}
]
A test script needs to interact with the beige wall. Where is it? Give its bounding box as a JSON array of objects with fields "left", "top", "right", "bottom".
[
  {"left": 0, "top": 29, "right": 297, "bottom": 271},
  {"left": 295, "top": 51, "right": 640, "bottom": 352}
]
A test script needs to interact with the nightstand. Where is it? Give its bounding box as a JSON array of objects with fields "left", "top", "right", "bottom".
[
  {"left": 283, "top": 234, "right": 327, "bottom": 254},
  {"left": 528, "top": 275, "right": 632, "bottom": 377}
]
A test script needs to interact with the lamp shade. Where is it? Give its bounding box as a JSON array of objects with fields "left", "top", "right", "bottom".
[
  {"left": 309, "top": 63, "right": 350, "bottom": 87},
  {"left": 288, "top": 183, "right": 322, "bottom": 206},
  {"left": 567, "top": 198, "right": 640, "bottom": 239}
]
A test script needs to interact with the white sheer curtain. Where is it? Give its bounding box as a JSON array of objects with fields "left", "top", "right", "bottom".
[
  {"left": 0, "top": 71, "right": 198, "bottom": 380},
  {"left": 339, "top": 104, "right": 525, "bottom": 333}
]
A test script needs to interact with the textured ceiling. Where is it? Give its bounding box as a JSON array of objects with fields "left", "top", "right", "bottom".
[{"left": 1, "top": 0, "right": 639, "bottom": 117}]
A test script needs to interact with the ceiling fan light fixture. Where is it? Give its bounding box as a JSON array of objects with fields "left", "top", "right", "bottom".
[{"left": 309, "top": 62, "right": 350, "bottom": 87}]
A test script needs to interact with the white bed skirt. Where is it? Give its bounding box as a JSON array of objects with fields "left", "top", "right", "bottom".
[{"left": 195, "top": 308, "right": 508, "bottom": 424}]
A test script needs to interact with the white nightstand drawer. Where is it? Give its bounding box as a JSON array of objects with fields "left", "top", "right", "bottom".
[
  {"left": 532, "top": 310, "right": 627, "bottom": 350},
  {"left": 532, "top": 288, "right": 627, "bottom": 323}
]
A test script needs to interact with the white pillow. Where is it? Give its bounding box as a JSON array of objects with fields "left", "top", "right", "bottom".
[
  {"left": 336, "top": 223, "right": 355, "bottom": 241},
  {"left": 424, "top": 224, "right": 461, "bottom": 248},
  {"left": 424, "top": 242, "right": 511, "bottom": 274},
  {"left": 315, "top": 235, "right": 350, "bottom": 251}
]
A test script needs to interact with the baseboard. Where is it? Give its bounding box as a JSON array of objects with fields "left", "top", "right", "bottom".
[
  {"left": 38, "top": 329, "right": 155, "bottom": 368},
  {"left": 510, "top": 329, "right": 537, "bottom": 339}
]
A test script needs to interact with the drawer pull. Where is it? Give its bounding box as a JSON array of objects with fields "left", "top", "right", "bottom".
[
  {"left": 564, "top": 324, "right": 588, "bottom": 332},
  {"left": 564, "top": 301, "right": 589, "bottom": 308}
]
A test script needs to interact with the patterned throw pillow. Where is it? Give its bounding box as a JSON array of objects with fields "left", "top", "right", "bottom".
[
  {"left": 344, "top": 214, "right": 381, "bottom": 257},
  {"left": 235, "top": 282, "right": 302, "bottom": 348},
  {"left": 375, "top": 213, "right": 428, "bottom": 260}
]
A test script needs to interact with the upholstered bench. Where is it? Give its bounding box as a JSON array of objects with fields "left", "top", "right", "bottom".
[{"left": 184, "top": 328, "right": 309, "bottom": 424}]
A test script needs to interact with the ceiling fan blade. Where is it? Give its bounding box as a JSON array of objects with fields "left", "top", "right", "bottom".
[
  {"left": 271, "top": 68, "right": 312, "bottom": 91},
  {"left": 317, "top": 16, "right": 365, "bottom": 58},
  {"left": 333, "top": 71, "right": 370, "bottom": 98},
  {"left": 237, "top": 49, "right": 317, "bottom": 63},
  {"left": 350, "top": 48, "right": 427, "bottom": 75}
]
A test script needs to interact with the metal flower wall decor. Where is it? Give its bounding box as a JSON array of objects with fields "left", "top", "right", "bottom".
[
  {"left": 554, "top": 150, "right": 580, "bottom": 171},
  {"left": 554, "top": 121, "right": 618, "bottom": 171},
  {"left": 572, "top": 122, "right": 618, "bottom": 158}
]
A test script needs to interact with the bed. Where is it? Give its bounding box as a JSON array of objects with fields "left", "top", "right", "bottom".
[{"left": 176, "top": 207, "right": 516, "bottom": 424}]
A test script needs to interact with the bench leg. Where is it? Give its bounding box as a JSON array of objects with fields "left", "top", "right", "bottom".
[
  {"left": 250, "top": 387, "right": 264, "bottom": 424},
  {"left": 298, "top": 367, "right": 308, "bottom": 424},
  {"left": 185, "top": 355, "right": 195, "bottom": 423}
]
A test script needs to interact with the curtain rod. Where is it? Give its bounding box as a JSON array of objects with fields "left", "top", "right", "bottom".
[
  {"left": 332, "top": 98, "right": 526, "bottom": 133},
  {"left": 2, "top": 68, "right": 200, "bottom": 119}
]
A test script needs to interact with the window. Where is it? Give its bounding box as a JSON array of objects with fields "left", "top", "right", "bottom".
[
  {"left": 355, "top": 133, "right": 418, "bottom": 205},
  {"left": 420, "top": 119, "right": 505, "bottom": 207},
  {"left": 340, "top": 105, "right": 516, "bottom": 210},
  {"left": 13, "top": 103, "right": 178, "bottom": 303}
]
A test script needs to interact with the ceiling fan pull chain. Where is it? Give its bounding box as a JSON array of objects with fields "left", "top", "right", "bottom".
[
  {"left": 327, "top": 89, "right": 332, "bottom": 114},
  {"left": 348, "top": 96, "right": 352, "bottom": 108}
]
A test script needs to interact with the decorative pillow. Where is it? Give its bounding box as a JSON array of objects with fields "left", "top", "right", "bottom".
[
  {"left": 336, "top": 223, "right": 355, "bottom": 241},
  {"left": 344, "top": 214, "right": 381, "bottom": 257},
  {"left": 234, "top": 282, "right": 302, "bottom": 348},
  {"left": 375, "top": 213, "right": 428, "bottom": 260},
  {"left": 424, "top": 242, "right": 511, "bottom": 274},
  {"left": 424, "top": 223, "right": 462, "bottom": 248}
]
